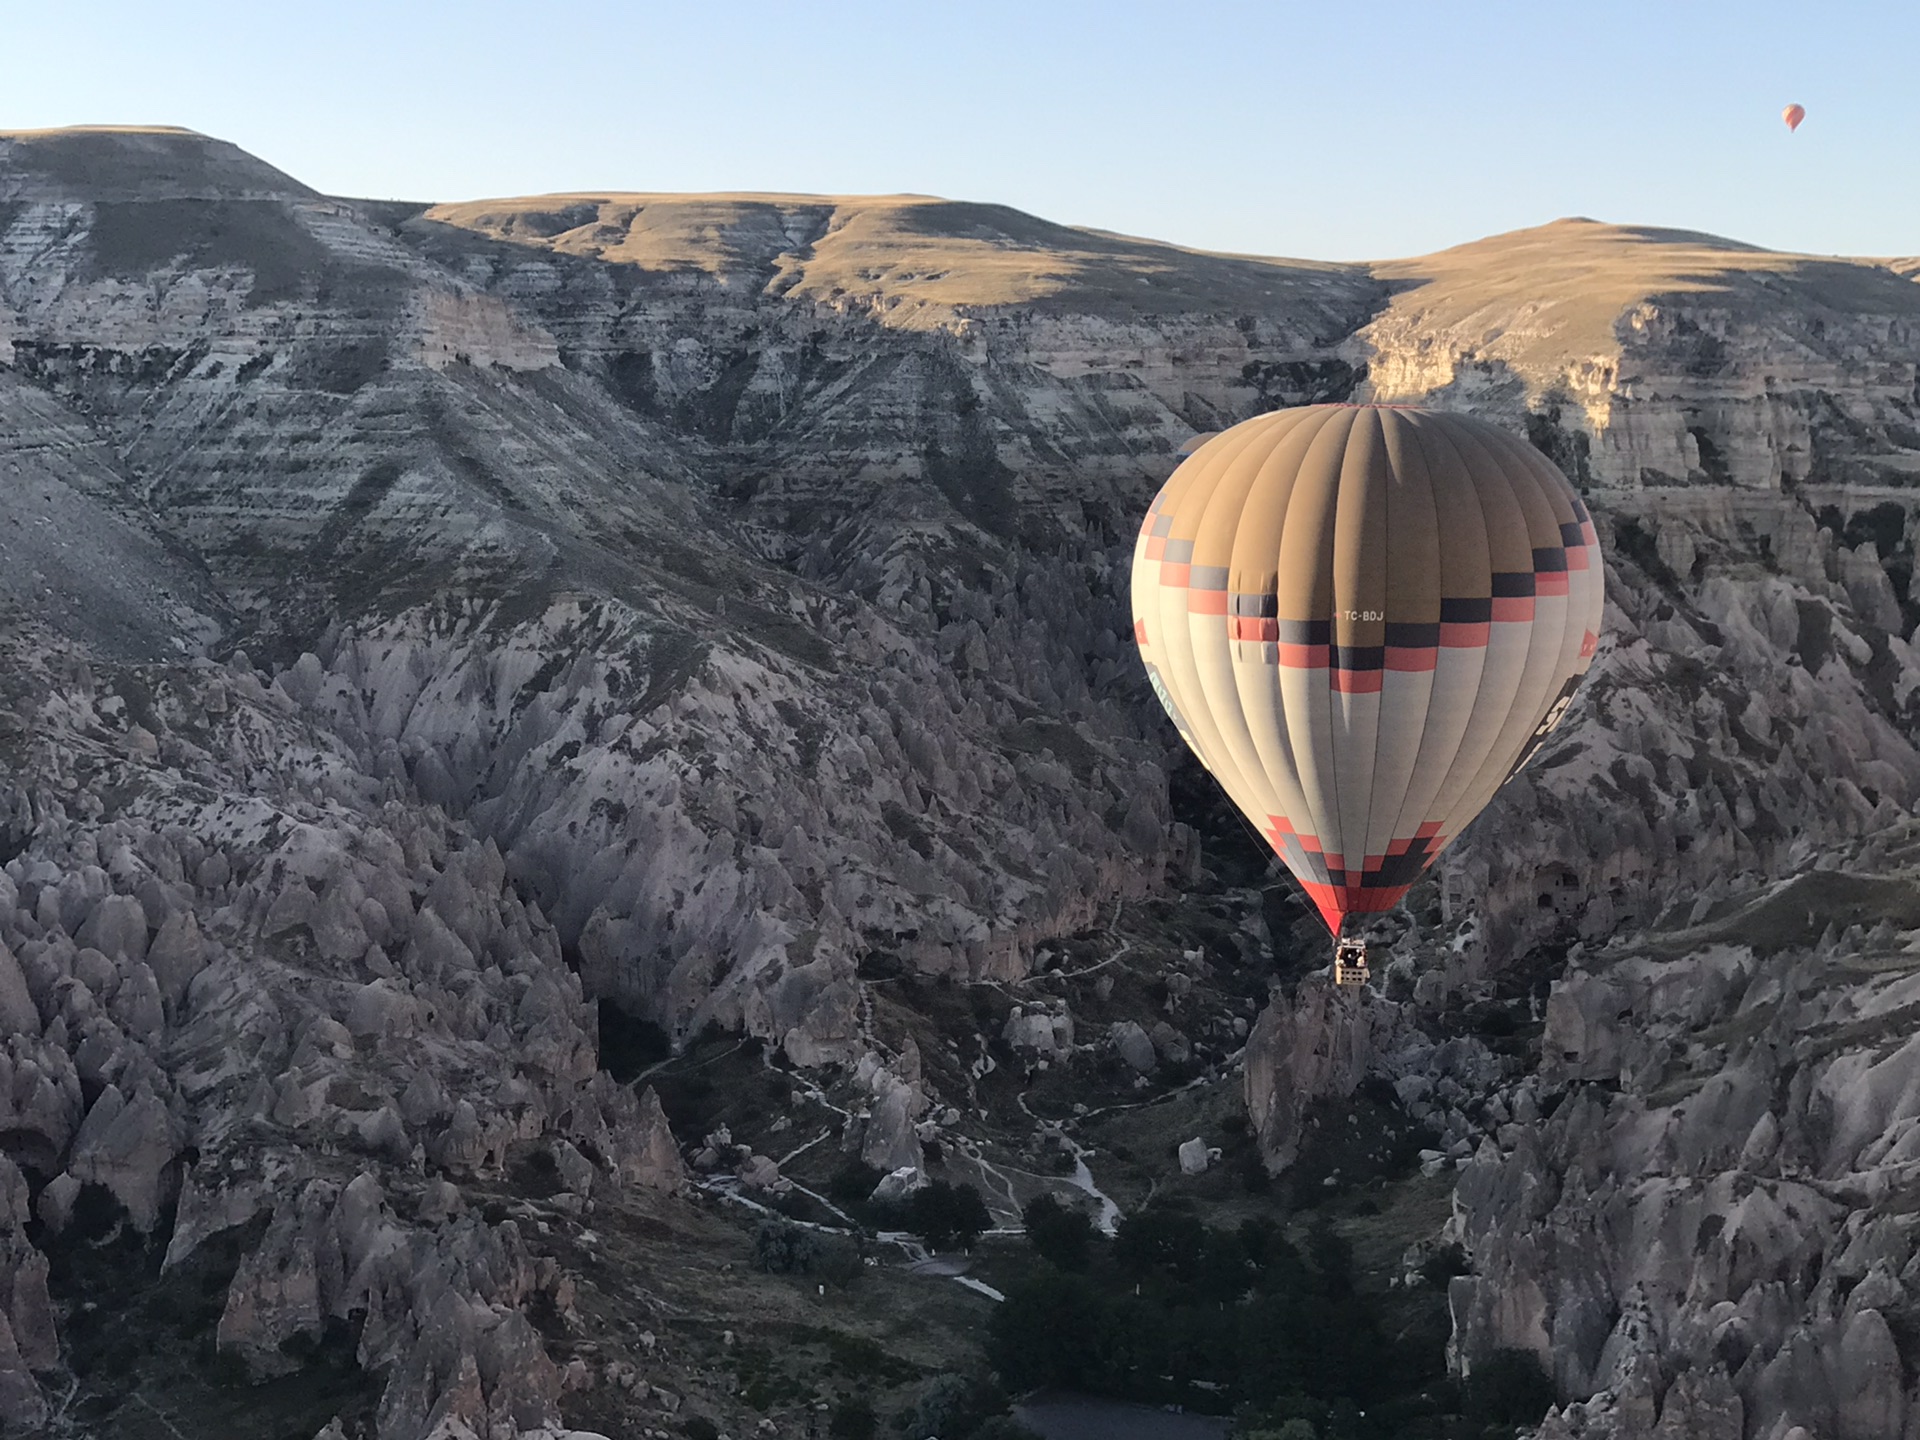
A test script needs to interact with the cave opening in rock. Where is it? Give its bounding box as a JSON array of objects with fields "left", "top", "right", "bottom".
[{"left": 596, "top": 998, "right": 673, "bottom": 1082}]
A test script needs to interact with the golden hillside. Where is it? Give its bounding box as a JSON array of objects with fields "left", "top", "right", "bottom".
[
  {"left": 1365, "top": 218, "right": 1920, "bottom": 373},
  {"left": 0, "top": 125, "right": 315, "bottom": 201},
  {"left": 420, "top": 192, "right": 1371, "bottom": 324}
]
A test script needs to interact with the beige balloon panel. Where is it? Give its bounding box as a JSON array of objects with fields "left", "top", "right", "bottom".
[{"left": 1132, "top": 406, "right": 1606, "bottom": 933}]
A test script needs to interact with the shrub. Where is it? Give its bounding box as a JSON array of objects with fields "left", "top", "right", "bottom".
[
  {"left": 1465, "top": 1348, "right": 1556, "bottom": 1426},
  {"left": 828, "top": 1396, "right": 876, "bottom": 1439},
  {"left": 1418, "top": 1242, "right": 1470, "bottom": 1290},
  {"left": 901, "top": 1372, "right": 1014, "bottom": 1439},
  {"left": 1304, "top": 1220, "right": 1355, "bottom": 1296},
  {"left": 902, "top": 1373, "right": 973, "bottom": 1438},
  {"left": 1237, "top": 1216, "right": 1279, "bottom": 1268},
  {"left": 771, "top": 1187, "right": 816, "bottom": 1220},
  {"left": 752, "top": 1218, "right": 822, "bottom": 1275},
  {"left": 814, "top": 1234, "right": 864, "bottom": 1289}
]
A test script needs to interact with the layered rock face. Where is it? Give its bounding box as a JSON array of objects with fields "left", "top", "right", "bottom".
[
  {"left": 8, "top": 125, "right": 1920, "bottom": 1438},
  {"left": 1360, "top": 220, "right": 1920, "bottom": 493},
  {"left": 1, "top": 144, "right": 1385, "bottom": 1063}
]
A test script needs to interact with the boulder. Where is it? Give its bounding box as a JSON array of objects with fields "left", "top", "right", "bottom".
[
  {"left": 871, "top": 1166, "right": 927, "bottom": 1205},
  {"left": 1109, "top": 1020, "right": 1156, "bottom": 1074},
  {"left": 860, "top": 1069, "right": 927, "bottom": 1174},
  {"left": 1004, "top": 1006, "right": 1074, "bottom": 1057},
  {"left": 738, "top": 1154, "right": 784, "bottom": 1192},
  {"left": 1148, "top": 1020, "right": 1191, "bottom": 1067}
]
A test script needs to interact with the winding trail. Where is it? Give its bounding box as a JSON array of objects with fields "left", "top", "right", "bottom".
[
  {"left": 695, "top": 1178, "right": 1003, "bottom": 1302},
  {"left": 1016, "top": 1091, "right": 1123, "bottom": 1234}
]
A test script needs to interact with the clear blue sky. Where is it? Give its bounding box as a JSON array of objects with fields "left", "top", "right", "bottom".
[{"left": 7, "top": 0, "right": 1913, "bottom": 261}]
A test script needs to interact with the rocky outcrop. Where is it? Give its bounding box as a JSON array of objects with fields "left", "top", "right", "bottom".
[
  {"left": 605, "top": 1083, "right": 687, "bottom": 1192},
  {"left": 210, "top": 1171, "right": 571, "bottom": 1437},
  {"left": 1243, "top": 979, "right": 1382, "bottom": 1172},
  {"left": 1439, "top": 843, "right": 1920, "bottom": 1440},
  {"left": 0, "top": 631, "right": 683, "bottom": 1433},
  {"left": 1409, "top": 487, "right": 1920, "bottom": 992},
  {"left": 0, "top": 1157, "right": 55, "bottom": 1430}
]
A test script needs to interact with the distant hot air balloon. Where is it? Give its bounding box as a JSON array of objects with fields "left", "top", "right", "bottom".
[
  {"left": 1783, "top": 103, "right": 1806, "bottom": 132},
  {"left": 1131, "top": 405, "right": 1605, "bottom": 986}
]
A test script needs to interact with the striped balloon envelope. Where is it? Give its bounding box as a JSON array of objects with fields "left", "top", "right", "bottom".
[{"left": 1131, "top": 404, "right": 1604, "bottom": 937}]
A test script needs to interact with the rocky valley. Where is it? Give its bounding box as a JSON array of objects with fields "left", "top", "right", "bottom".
[{"left": 4, "top": 123, "right": 1920, "bottom": 1439}]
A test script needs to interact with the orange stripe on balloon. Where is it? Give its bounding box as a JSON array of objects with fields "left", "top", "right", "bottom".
[{"left": 1187, "top": 588, "right": 1228, "bottom": 615}]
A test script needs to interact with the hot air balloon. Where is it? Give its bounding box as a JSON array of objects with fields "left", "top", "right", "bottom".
[
  {"left": 1783, "top": 103, "right": 1806, "bottom": 132},
  {"left": 1132, "top": 405, "right": 1604, "bottom": 986}
]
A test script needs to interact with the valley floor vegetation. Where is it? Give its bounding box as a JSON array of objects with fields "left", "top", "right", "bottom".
[
  {"left": 621, "top": 952, "right": 1558, "bottom": 1440},
  {"left": 990, "top": 1196, "right": 1553, "bottom": 1440},
  {"left": 728, "top": 1171, "right": 1553, "bottom": 1440}
]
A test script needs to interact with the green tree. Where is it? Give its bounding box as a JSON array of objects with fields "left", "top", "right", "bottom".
[
  {"left": 1197, "top": 1227, "right": 1254, "bottom": 1302},
  {"left": 1022, "top": 1193, "right": 1094, "bottom": 1271},
  {"left": 1304, "top": 1220, "right": 1355, "bottom": 1297},
  {"left": 1418, "top": 1242, "right": 1470, "bottom": 1290},
  {"left": 1113, "top": 1206, "right": 1207, "bottom": 1283},
  {"left": 987, "top": 1270, "right": 1111, "bottom": 1392},
  {"left": 901, "top": 1372, "right": 1014, "bottom": 1439},
  {"left": 908, "top": 1180, "right": 992, "bottom": 1251}
]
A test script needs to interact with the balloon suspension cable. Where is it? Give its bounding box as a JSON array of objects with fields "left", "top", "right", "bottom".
[{"left": 1224, "top": 807, "right": 1366, "bottom": 988}]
